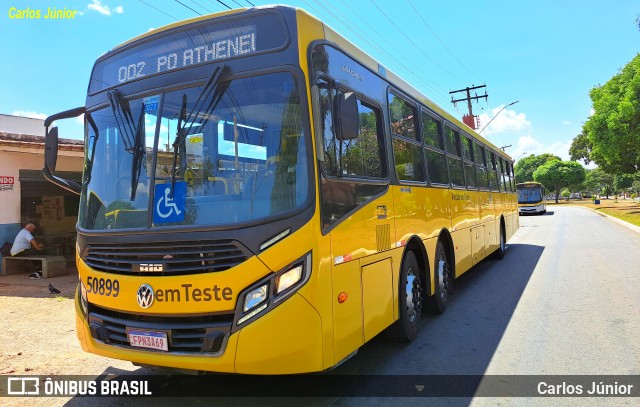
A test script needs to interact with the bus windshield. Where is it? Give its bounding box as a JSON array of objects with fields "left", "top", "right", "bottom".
[
  {"left": 78, "top": 72, "right": 310, "bottom": 230},
  {"left": 517, "top": 187, "right": 543, "bottom": 204}
]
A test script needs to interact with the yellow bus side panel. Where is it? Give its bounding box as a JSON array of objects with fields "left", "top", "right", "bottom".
[
  {"left": 392, "top": 185, "right": 450, "bottom": 245},
  {"left": 331, "top": 260, "right": 364, "bottom": 363},
  {"left": 485, "top": 217, "right": 498, "bottom": 255},
  {"left": 235, "top": 293, "right": 323, "bottom": 374},
  {"left": 362, "top": 258, "right": 394, "bottom": 342},
  {"left": 471, "top": 224, "right": 485, "bottom": 265}
]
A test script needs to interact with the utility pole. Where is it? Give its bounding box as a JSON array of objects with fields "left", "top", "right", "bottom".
[{"left": 450, "top": 84, "right": 488, "bottom": 130}]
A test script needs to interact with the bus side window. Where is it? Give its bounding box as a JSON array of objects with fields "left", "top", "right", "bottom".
[
  {"left": 421, "top": 112, "right": 448, "bottom": 185},
  {"left": 444, "top": 126, "right": 465, "bottom": 187},
  {"left": 475, "top": 143, "right": 490, "bottom": 189},
  {"left": 462, "top": 135, "right": 477, "bottom": 189},
  {"left": 389, "top": 93, "right": 423, "bottom": 182},
  {"left": 320, "top": 88, "right": 385, "bottom": 179}
]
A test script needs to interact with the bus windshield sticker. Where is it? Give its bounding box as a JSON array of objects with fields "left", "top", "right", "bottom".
[
  {"left": 143, "top": 95, "right": 160, "bottom": 112},
  {"left": 153, "top": 181, "right": 187, "bottom": 224}
]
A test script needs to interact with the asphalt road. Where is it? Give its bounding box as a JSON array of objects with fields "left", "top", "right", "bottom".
[{"left": 58, "top": 205, "right": 640, "bottom": 406}]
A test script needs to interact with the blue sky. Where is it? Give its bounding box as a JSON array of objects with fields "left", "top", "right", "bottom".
[{"left": 1, "top": 0, "right": 638, "bottom": 163}]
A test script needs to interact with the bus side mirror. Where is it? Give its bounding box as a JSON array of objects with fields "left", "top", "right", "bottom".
[
  {"left": 44, "top": 126, "right": 59, "bottom": 171},
  {"left": 334, "top": 92, "right": 358, "bottom": 140}
]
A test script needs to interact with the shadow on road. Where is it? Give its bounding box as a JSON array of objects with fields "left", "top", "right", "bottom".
[{"left": 62, "top": 244, "right": 543, "bottom": 406}]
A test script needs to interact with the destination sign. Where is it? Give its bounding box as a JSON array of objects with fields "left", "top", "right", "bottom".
[
  {"left": 89, "top": 12, "right": 287, "bottom": 93},
  {"left": 101, "top": 26, "right": 255, "bottom": 88}
]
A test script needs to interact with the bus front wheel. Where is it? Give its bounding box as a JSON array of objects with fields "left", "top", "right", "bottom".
[
  {"left": 386, "top": 251, "right": 423, "bottom": 342},
  {"left": 429, "top": 241, "right": 453, "bottom": 314}
]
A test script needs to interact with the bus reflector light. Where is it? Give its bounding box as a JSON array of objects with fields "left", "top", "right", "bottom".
[
  {"left": 276, "top": 265, "right": 302, "bottom": 294},
  {"left": 338, "top": 292, "right": 348, "bottom": 303},
  {"left": 243, "top": 284, "right": 267, "bottom": 312}
]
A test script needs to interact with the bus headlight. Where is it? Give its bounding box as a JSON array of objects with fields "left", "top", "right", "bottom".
[
  {"left": 275, "top": 265, "right": 302, "bottom": 294},
  {"left": 243, "top": 284, "right": 268, "bottom": 312},
  {"left": 233, "top": 252, "right": 311, "bottom": 330}
]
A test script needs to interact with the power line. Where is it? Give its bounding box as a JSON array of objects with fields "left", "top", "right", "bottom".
[
  {"left": 305, "top": 0, "right": 452, "bottom": 107},
  {"left": 138, "top": 0, "right": 178, "bottom": 20},
  {"left": 229, "top": 0, "right": 250, "bottom": 7},
  {"left": 213, "top": 0, "right": 231, "bottom": 10},
  {"left": 335, "top": 0, "right": 450, "bottom": 97},
  {"left": 406, "top": 0, "right": 483, "bottom": 83},
  {"left": 369, "top": 0, "right": 467, "bottom": 83},
  {"left": 174, "top": 0, "right": 201, "bottom": 15},
  {"left": 189, "top": 0, "right": 213, "bottom": 13}
]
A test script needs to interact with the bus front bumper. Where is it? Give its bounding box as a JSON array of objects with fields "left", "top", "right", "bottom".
[{"left": 75, "top": 286, "right": 324, "bottom": 374}]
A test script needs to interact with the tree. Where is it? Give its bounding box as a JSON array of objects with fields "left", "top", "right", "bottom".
[
  {"left": 569, "top": 132, "right": 592, "bottom": 165},
  {"left": 533, "top": 160, "right": 586, "bottom": 203},
  {"left": 583, "top": 167, "right": 614, "bottom": 198},
  {"left": 582, "top": 54, "right": 640, "bottom": 174},
  {"left": 614, "top": 173, "right": 634, "bottom": 197},
  {"left": 514, "top": 153, "right": 561, "bottom": 182}
]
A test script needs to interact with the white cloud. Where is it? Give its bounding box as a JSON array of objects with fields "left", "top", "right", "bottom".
[
  {"left": 512, "top": 135, "right": 572, "bottom": 163},
  {"left": 87, "top": 0, "right": 123, "bottom": 16},
  {"left": 561, "top": 120, "right": 571, "bottom": 126},
  {"left": 477, "top": 106, "right": 530, "bottom": 136},
  {"left": 11, "top": 110, "right": 47, "bottom": 120}
]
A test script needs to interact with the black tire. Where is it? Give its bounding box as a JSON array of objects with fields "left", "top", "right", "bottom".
[
  {"left": 493, "top": 222, "right": 506, "bottom": 260},
  {"left": 428, "top": 240, "right": 453, "bottom": 314},
  {"left": 386, "top": 251, "right": 423, "bottom": 342}
]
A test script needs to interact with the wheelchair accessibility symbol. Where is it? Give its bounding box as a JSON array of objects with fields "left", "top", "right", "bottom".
[{"left": 153, "top": 182, "right": 186, "bottom": 224}]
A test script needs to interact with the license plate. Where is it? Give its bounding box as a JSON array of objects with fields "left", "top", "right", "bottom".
[{"left": 127, "top": 329, "right": 168, "bottom": 351}]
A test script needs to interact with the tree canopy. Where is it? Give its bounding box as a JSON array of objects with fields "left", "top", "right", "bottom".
[
  {"left": 582, "top": 53, "right": 640, "bottom": 174},
  {"left": 514, "top": 153, "right": 560, "bottom": 182},
  {"left": 582, "top": 168, "right": 614, "bottom": 198},
  {"left": 569, "top": 132, "right": 592, "bottom": 165},
  {"left": 533, "top": 160, "right": 586, "bottom": 203}
]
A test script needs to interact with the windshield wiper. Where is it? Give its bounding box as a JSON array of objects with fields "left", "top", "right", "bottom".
[
  {"left": 82, "top": 112, "right": 99, "bottom": 189},
  {"left": 107, "top": 89, "right": 146, "bottom": 201},
  {"left": 130, "top": 109, "right": 146, "bottom": 201},
  {"left": 170, "top": 65, "right": 230, "bottom": 198}
]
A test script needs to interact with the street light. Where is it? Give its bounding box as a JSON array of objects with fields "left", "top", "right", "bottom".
[{"left": 478, "top": 100, "right": 519, "bottom": 134}]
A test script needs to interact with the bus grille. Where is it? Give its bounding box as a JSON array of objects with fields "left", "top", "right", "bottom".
[
  {"left": 88, "top": 305, "right": 233, "bottom": 355},
  {"left": 82, "top": 240, "right": 249, "bottom": 276}
]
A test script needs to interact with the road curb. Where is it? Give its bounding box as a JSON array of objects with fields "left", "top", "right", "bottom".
[{"left": 576, "top": 205, "right": 640, "bottom": 235}]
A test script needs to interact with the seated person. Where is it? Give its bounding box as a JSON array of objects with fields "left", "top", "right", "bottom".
[{"left": 10, "top": 223, "right": 45, "bottom": 257}]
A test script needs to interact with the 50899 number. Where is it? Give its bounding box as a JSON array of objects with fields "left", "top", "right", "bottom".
[{"left": 86, "top": 276, "right": 119, "bottom": 297}]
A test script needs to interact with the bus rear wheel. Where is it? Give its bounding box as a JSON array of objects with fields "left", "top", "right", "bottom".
[
  {"left": 429, "top": 241, "right": 453, "bottom": 314},
  {"left": 386, "top": 251, "right": 423, "bottom": 342},
  {"left": 493, "top": 222, "right": 506, "bottom": 260}
]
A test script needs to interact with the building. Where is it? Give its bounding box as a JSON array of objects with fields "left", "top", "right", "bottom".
[{"left": 0, "top": 114, "right": 84, "bottom": 267}]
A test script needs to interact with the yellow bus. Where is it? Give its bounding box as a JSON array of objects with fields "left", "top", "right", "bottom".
[
  {"left": 44, "top": 5, "right": 518, "bottom": 374},
  {"left": 516, "top": 182, "right": 547, "bottom": 215}
]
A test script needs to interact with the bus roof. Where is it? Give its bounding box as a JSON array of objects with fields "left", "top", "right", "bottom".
[{"left": 103, "top": 4, "right": 513, "bottom": 163}]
